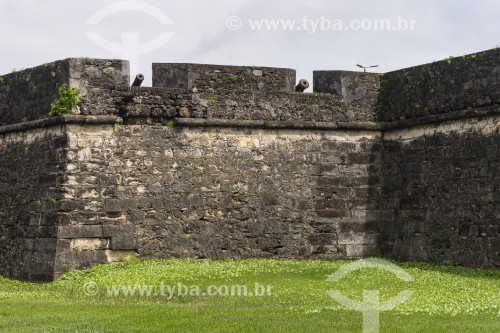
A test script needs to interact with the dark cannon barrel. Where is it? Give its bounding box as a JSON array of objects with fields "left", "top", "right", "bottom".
[
  {"left": 295, "top": 79, "right": 309, "bottom": 92},
  {"left": 132, "top": 74, "right": 145, "bottom": 87}
]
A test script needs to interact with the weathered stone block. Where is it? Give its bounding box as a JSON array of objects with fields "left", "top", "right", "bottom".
[
  {"left": 58, "top": 225, "right": 103, "bottom": 239},
  {"left": 105, "top": 250, "right": 137, "bottom": 263},
  {"left": 308, "top": 233, "right": 335, "bottom": 245},
  {"left": 110, "top": 236, "right": 138, "bottom": 250},
  {"left": 70, "top": 238, "right": 109, "bottom": 251},
  {"left": 102, "top": 224, "right": 135, "bottom": 238},
  {"left": 104, "top": 199, "right": 124, "bottom": 213}
]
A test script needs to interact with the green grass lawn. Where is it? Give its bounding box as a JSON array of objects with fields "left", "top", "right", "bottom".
[{"left": 0, "top": 258, "right": 499, "bottom": 332}]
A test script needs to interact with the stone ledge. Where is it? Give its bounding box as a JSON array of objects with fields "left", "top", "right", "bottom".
[
  {"left": 173, "top": 118, "right": 383, "bottom": 131},
  {"left": 172, "top": 105, "right": 500, "bottom": 131},
  {"left": 0, "top": 115, "right": 122, "bottom": 135}
]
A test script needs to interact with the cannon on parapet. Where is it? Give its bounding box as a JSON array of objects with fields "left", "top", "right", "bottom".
[
  {"left": 295, "top": 79, "right": 309, "bottom": 92},
  {"left": 132, "top": 74, "right": 145, "bottom": 87}
]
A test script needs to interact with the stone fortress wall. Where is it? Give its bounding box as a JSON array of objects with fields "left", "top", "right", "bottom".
[{"left": 0, "top": 48, "right": 499, "bottom": 281}]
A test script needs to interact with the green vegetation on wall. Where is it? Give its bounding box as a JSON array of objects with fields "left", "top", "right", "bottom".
[{"left": 48, "top": 84, "right": 81, "bottom": 117}]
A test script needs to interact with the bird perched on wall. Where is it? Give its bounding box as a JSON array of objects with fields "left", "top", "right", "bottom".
[{"left": 356, "top": 64, "right": 379, "bottom": 72}]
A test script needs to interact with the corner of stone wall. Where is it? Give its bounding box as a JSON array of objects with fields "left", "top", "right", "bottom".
[
  {"left": 53, "top": 120, "right": 138, "bottom": 278},
  {"left": 313, "top": 70, "right": 381, "bottom": 121}
]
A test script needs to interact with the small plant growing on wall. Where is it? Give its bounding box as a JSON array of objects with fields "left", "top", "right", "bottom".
[{"left": 49, "top": 84, "right": 81, "bottom": 117}]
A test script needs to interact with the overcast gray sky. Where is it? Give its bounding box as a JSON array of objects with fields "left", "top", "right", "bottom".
[{"left": 1, "top": 0, "right": 499, "bottom": 87}]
